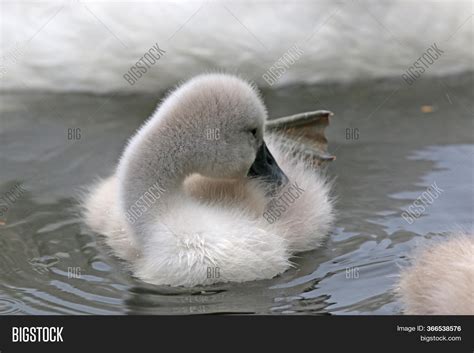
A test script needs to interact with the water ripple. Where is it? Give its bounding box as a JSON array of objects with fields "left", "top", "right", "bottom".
[{"left": 0, "top": 297, "right": 23, "bottom": 314}]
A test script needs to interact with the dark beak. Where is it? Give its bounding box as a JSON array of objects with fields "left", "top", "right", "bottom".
[{"left": 247, "top": 141, "right": 289, "bottom": 190}]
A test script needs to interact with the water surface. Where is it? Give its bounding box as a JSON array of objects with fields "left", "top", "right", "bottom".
[{"left": 0, "top": 74, "right": 472, "bottom": 314}]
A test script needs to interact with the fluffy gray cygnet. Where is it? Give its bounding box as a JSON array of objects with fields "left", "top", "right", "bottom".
[
  {"left": 398, "top": 232, "right": 474, "bottom": 314},
  {"left": 82, "top": 73, "right": 334, "bottom": 287}
]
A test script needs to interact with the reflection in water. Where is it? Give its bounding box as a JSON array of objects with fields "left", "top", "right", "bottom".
[
  {"left": 389, "top": 145, "right": 474, "bottom": 235},
  {"left": 0, "top": 73, "right": 472, "bottom": 314}
]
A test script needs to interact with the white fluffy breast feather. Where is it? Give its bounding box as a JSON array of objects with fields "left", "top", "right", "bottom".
[
  {"left": 81, "top": 132, "right": 334, "bottom": 287},
  {"left": 2, "top": 1, "right": 473, "bottom": 93},
  {"left": 397, "top": 233, "right": 474, "bottom": 315}
]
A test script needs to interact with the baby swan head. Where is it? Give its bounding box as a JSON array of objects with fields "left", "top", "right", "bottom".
[{"left": 157, "top": 73, "right": 287, "bottom": 185}]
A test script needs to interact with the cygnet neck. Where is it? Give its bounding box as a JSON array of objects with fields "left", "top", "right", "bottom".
[{"left": 117, "top": 116, "right": 199, "bottom": 233}]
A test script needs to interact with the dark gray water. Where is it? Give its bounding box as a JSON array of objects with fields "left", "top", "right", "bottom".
[{"left": 1, "top": 73, "right": 473, "bottom": 314}]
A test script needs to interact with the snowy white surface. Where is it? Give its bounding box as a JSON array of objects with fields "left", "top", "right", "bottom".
[{"left": 1, "top": 0, "right": 473, "bottom": 93}]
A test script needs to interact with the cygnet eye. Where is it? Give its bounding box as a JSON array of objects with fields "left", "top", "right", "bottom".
[{"left": 249, "top": 128, "right": 258, "bottom": 137}]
